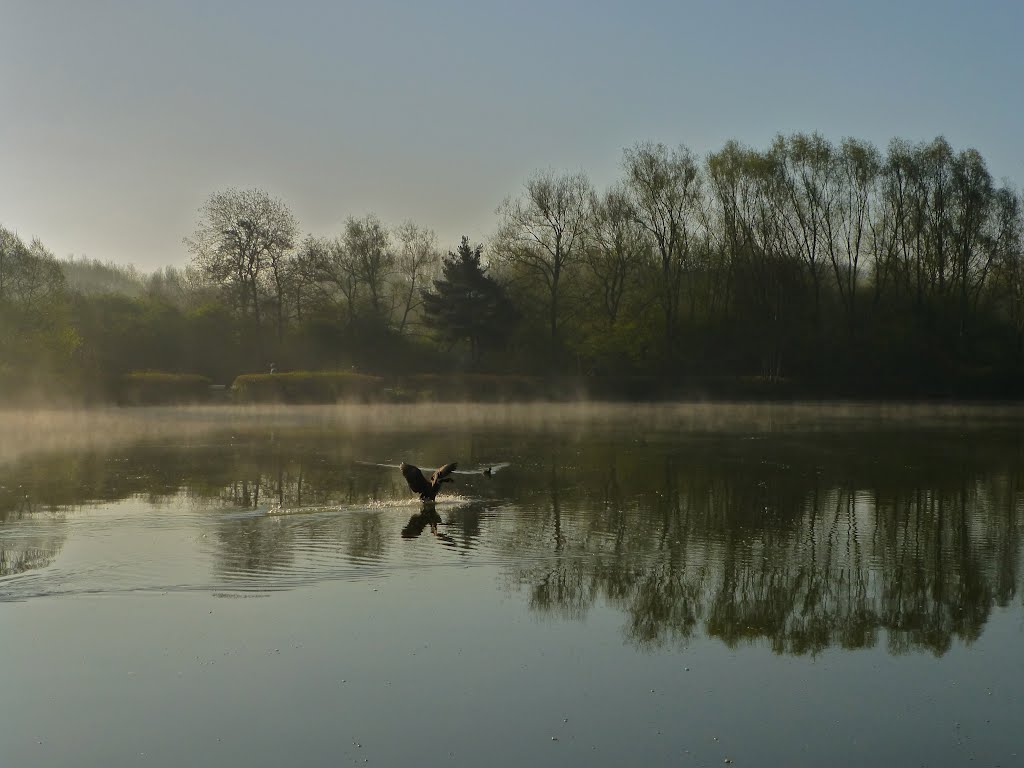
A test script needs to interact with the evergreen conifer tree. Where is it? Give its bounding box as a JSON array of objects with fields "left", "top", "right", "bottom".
[{"left": 422, "top": 237, "right": 515, "bottom": 365}]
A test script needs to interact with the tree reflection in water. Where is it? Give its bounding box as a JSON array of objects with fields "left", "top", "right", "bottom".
[
  {"left": 498, "top": 430, "right": 1024, "bottom": 656},
  {"left": 0, "top": 423, "right": 1020, "bottom": 655},
  {"left": 0, "top": 534, "right": 65, "bottom": 577},
  {"left": 0, "top": 457, "right": 74, "bottom": 576}
]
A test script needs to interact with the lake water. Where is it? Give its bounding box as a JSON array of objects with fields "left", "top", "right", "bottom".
[{"left": 1, "top": 403, "right": 1022, "bottom": 767}]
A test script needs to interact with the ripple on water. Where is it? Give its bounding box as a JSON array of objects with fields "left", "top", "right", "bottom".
[{"left": 0, "top": 494, "right": 529, "bottom": 601}]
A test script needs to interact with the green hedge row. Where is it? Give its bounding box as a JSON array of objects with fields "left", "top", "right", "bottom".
[
  {"left": 230, "top": 372, "right": 558, "bottom": 403},
  {"left": 231, "top": 371, "right": 385, "bottom": 403}
]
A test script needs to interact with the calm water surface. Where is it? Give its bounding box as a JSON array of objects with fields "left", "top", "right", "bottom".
[{"left": 1, "top": 404, "right": 1022, "bottom": 767}]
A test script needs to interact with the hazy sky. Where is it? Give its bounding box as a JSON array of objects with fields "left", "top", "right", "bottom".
[{"left": 3, "top": 0, "right": 1022, "bottom": 271}]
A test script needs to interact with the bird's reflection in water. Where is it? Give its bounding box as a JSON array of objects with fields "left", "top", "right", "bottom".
[
  {"left": 400, "top": 503, "right": 456, "bottom": 545},
  {"left": 401, "top": 505, "right": 440, "bottom": 538}
]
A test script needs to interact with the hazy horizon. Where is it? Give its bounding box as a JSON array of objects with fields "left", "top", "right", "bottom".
[{"left": 3, "top": 0, "right": 1023, "bottom": 272}]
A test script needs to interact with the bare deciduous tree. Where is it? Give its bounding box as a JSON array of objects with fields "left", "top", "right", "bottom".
[
  {"left": 391, "top": 220, "right": 440, "bottom": 334},
  {"left": 1, "top": 228, "right": 65, "bottom": 304},
  {"left": 586, "top": 185, "right": 648, "bottom": 328},
  {"left": 769, "top": 132, "right": 839, "bottom": 325},
  {"left": 495, "top": 169, "right": 592, "bottom": 346},
  {"left": 311, "top": 235, "right": 360, "bottom": 326},
  {"left": 830, "top": 138, "right": 880, "bottom": 329},
  {"left": 343, "top": 214, "right": 393, "bottom": 322},
  {"left": 623, "top": 142, "right": 704, "bottom": 343},
  {"left": 185, "top": 188, "right": 297, "bottom": 339}
]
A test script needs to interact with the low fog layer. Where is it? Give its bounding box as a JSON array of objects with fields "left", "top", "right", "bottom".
[{"left": 2, "top": 401, "right": 1021, "bottom": 467}]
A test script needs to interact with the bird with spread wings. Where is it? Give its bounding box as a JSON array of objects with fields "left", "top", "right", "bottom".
[{"left": 400, "top": 461, "right": 458, "bottom": 502}]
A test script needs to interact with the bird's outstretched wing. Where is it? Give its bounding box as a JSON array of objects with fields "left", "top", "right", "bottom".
[
  {"left": 431, "top": 462, "right": 458, "bottom": 484},
  {"left": 401, "top": 462, "right": 431, "bottom": 495}
]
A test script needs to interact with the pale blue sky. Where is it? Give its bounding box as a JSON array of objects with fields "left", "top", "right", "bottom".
[{"left": 2, "top": 0, "right": 1022, "bottom": 270}]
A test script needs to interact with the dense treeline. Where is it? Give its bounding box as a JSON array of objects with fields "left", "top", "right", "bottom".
[{"left": 2, "top": 132, "right": 1022, "bottom": 401}]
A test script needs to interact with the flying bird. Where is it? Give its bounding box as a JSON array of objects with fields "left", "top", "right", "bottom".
[{"left": 400, "top": 461, "right": 458, "bottom": 502}]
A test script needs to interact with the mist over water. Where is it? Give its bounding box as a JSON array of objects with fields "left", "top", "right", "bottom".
[
  {"left": 2, "top": 400, "right": 1019, "bottom": 465},
  {"left": 2, "top": 403, "right": 1022, "bottom": 767}
]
